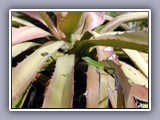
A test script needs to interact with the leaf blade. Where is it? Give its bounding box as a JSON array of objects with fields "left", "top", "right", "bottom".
[
  {"left": 86, "top": 65, "right": 99, "bottom": 108},
  {"left": 12, "top": 26, "right": 51, "bottom": 45},
  {"left": 59, "top": 12, "right": 83, "bottom": 38},
  {"left": 100, "top": 12, "right": 148, "bottom": 33},
  {"left": 120, "top": 61, "right": 148, "bottom": 87},
  {"left": 122, "top": 49, "right": 148, "bottom": 77},
  {"left": 12, "top": 41, "right": 64, "bottom": 103},
  {"left": 12, "top": 16, "right": 35, "bottom": 27},
  {"left": 38, "top": 12, "right": 61, "bottom": 39},
  {"left": 42, "top": 54, "right": 75, "bottom": 108},
  {"left": 22, "top": 12, "right": 47, "bottom": 26},
  {"left": 70, "top": 31, "right": 148, "bottom": 55},
  {"left": 12, "top": 42, "right": 40, "bottom": 57}
]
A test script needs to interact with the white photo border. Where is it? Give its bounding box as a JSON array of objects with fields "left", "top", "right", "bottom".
[{"left": 9, "top": 9, "right": 151, "bottom": 111}]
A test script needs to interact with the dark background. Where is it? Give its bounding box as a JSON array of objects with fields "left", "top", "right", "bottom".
[{"left": 0, "top": 0, "right": 159, "bottom": 119}]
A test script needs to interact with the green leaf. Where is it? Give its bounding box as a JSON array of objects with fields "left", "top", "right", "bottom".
[
  {"left": 100, "top": 12, "right": 148, "bottom": 33},
  {"left": 70, "top": 31, "right": 148, "bottom": 55},
  {"left": 12, "top": 41, "right": 64, "bottom": 103},
  {"left": 42, "top": 54, "right": 75, "bottom": 108},
  {"left": 59, "top": 12, "right": 83, "bottom": 38},
  {"left": 80, "top": 31, "right": 93, "bottom": 40},
  {"left": 12, "top": 42, "right": 40, "bottom": 57}
]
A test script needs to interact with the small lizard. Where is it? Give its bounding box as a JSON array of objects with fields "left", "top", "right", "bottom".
[
  {"left": 82, "top": 57, "right": 115, "bottom": 75},
  {"left": 82, "top": 56, "right": 148, "bottom": 108}
]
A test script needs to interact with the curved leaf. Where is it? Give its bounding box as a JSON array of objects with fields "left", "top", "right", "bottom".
[
  {"left": 77, "top": 12, "right": 105, "bottom": 34},
  {"left": 103, "top": 60, "right": 132, "bottom": 108},
  {"left": 131, "top": 84, "right": 148, "bottom": 102},
  {"left": 22, "top": 12, "right": 61, "bottom": 39},
  {"left": 70, "top": 31, "right": 148, "bottom": 55},
  {"left": 100, "top": 12, "right": 148, "bottom": 33},
  {"left": 12, "top": 42, "right": 40, "bottom": 57},
  {"left": 38, "top": 12, "right": 61, "bottom": 39},
  {"left": 54, "top": 12, "right": 68, "bottom": 38},
  {"left": 120, "top": 61, "right": 148, "bottom": 87},
  {"left": 102, "top": 60, "right": 148, "bottom": 108},
  {"left": 122, "top": 49, "right": 148, "bottom": 77},
  {"left": 59, "top": 12, "right": 83, "bottom": 38},
  {"left": 12, "top": 16, "right": 35, "bottom": 27},
  {"left": 104, "top": 14, "right": 130, "bottom": 30},
  {"left": 22, "top": 12, "right": 47, "bottom": 26},
  {"left": 42, "top": 54, "right": 75, "bottom": 108},
  {"left": 12, "top": 26, "right": 51, "bottom": 45},
  {"left": 12, "top": 41, "right": 64, "bottom": 103}
]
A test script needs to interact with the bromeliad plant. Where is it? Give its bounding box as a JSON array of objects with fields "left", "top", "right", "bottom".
[{"left": 11, "top": 11, "right": 149, "bottom": 109}]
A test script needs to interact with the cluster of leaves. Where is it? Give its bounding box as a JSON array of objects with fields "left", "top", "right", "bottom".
[{"left": 11, "top": 11, "right": 149, "bottom": 109}]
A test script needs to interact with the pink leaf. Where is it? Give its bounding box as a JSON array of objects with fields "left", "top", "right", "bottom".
[
  {"left": 22, "top": 12, "right": 47, "bottom": 26},
  {"left": 82, "top": 12, "right": 105, "bottom": 33},
  {"left": 86, "top": 65, "right": 99, "bottom": 108},
  {"left": 12, "top": 26, "right": 51, "bottom": 45},
  {"left": 126, "top": 84, "right": 148, "bottom": 108},
  {"left": 131, "top": 84, "right": 148, "bottom": 102}
]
